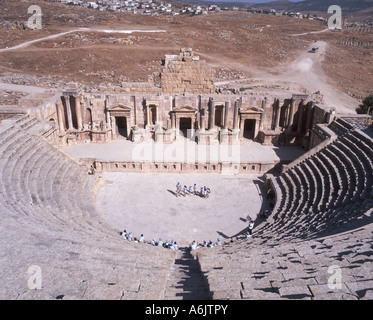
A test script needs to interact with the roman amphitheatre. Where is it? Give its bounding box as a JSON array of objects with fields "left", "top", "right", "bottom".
[{"left": 0, "top": 0, "right": 372, "bottom": 300}]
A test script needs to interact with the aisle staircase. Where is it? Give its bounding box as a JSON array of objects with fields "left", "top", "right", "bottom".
[{"left": 163, "top": 248, "right": 212, "bottom": 300}]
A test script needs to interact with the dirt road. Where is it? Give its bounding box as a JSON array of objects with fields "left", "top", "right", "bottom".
[
  {"left": 274, "top": 40, "right": 358, "bottom": 113},
  {"left": 210, "top": 40, "right": 358, "bottom": 114},
  {"left": 0, "top": 82, "right": 48, "bottom": 93},
  {"left": 0, "top": 27, "right": 166, "bottom": 52},
  {"left": 0, "top": 28, "right": 359, "bottom": 114}
]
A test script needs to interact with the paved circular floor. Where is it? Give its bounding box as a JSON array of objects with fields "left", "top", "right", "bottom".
[{"left": 95, "top": 172, "right": 267, "bottom": 246}]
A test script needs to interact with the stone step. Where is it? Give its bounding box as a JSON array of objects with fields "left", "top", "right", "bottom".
[{"left": 163, "top": 248, "right": 212, "bottom": 300}]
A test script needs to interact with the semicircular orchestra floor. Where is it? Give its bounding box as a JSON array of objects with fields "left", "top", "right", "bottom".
[{"left": 95, "top": 172, "right": 269, "bottom": 246}]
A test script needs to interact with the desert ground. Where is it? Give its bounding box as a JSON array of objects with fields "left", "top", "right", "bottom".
[{"left": 0, "top": 0, "right": 372, "bottom": 113}]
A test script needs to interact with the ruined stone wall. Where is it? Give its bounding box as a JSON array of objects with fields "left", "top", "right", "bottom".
[
  {"left": 160, "top": 48, "right": 215, "bottom": 95},
  {"left": 332, "top": 38, "right": 373, "bottom": 48},
  {"left": 344, "top": 25, "right": 373, "bottom": 34},
  {"left": 119, "top": 81, "right": 160, "bottom": 95}
]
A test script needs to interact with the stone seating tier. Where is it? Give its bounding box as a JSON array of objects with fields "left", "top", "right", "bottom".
[
  {"left": 0, "top": 115, "right": 176, "bottom": 300},
  {"left": 0, "top": 115, "right": 372, "bottom": 300}
]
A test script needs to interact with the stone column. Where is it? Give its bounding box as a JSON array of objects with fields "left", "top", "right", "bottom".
[
  {"left": 305, "top": 101, "right": 314, "bottom": 134},
  {"left": 171, "top": 112, "right": 176, "bottom": 129},
  {"left": 297, "top": 100, "right": 305, "bottom": 133},
  {"left": 56, "top": 103, "right": 65, "bottom": 134},
  {"left": 209, "top": 98, "right": 215, "bottom": 130},
  {"left": 224, "top": 101, "right": 229, "bottom": 129},
  {"left": 146, "top": 105, "right": 150, "bottom": 127},
  {"left": 260, "top": 100, "right": 265, "bottom": 131},
  {"left": 111, "top": 116, "right": 117, "bottom": 137},
  {"left": 288, "top": 99, "right": 295, "bottom": 128},
  {"left": 126, "top": 118, "right": 130, "bottom": 137},
  {"left": 74, "top": 96, "right": 83, "bottom": 130},
  {"left": 63, "top": 95, "right": 73, "bottom": 130},
  {"left": 132, "top": 95, "right": 137, "bottom": 126},
  {"left": 200, "top": 113, "right": 206, "bottom": 130},
  {"left": 233, "top": 100, "right": 239, "bottom": 130},
  {"left": 106, "top": 109, "right": 111, "bottom": 127},
  {"left": 275, "top": 99, "right": 281, "bottom": 130},
  {"left": 254, "top": 119, "right": 260, "bottom": 138},
  {"left": 239, "top": 118, "right": 245, "bottom": 140},
  {"left": 176, "top": 115, "right": 180, "bottom": 132},
  {"left": 231, "top": 101, "right": 240, "bottom": 143}
]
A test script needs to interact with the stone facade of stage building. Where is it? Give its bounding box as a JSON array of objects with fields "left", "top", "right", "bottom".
[
  {"left": 51, "top": 89, "right": 331, "bottom": 150},
  {"left": 24, "top": 48, "right": 336, "bottom": 149}
]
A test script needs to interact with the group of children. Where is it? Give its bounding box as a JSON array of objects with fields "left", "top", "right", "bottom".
[
  {"left": 120, "top": 213, "right": 263, "bottom": 252},
  {"left": 150, "top": 238, "right": 179, "bottom": 250},
  {"left": 121, "top": 229, "right": 179, "bottom": 250},
  {"left": 175, "top": 182, "right": 211, "bottom": 199},
  {"left": 120, "top": 229, "right": 224, "bottom": 251},
  {"left": 189, "top": 238, "right": 222, "bottom": 251},
  {"left": 121, "top": 230, "right": 144, "bottom": 243}
]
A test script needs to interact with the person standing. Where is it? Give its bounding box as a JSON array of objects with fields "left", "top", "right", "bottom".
[
  {"left": 203, "top": 186, "right": 209, "bottom": 199},
  {"left": 247, "top": 220, "right": 254, "bottom": 238},
  {"left": 189, "top": 185, "right": 193, "bottom": 195},
  {"left": 176, "top": 182, "right": 181, "bottom": 197}
]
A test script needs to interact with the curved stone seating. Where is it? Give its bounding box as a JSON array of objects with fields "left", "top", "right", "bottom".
[
  {"left": 0, "top": 115, "right": 372, "bottom": 300},
  {"left": 196, "top": 224, "right": 373, "bottom": 300},
  {"left": 193, "top": 121, "right": 372, "bottom": 300},
  {"left": 262, "top": 125, "right": 373, "bottom": 240},
  {"left": 0, "top": 115, "right": 176, "bottom": 300}
]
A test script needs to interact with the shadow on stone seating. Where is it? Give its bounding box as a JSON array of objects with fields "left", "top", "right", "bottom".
[{"left": 173, "top": 248, "right": 213, "bottom": 300}]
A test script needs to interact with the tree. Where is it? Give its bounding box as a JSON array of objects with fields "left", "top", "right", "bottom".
[{"left": 356, "top": 94, "right": 373, "bottom": 114}]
